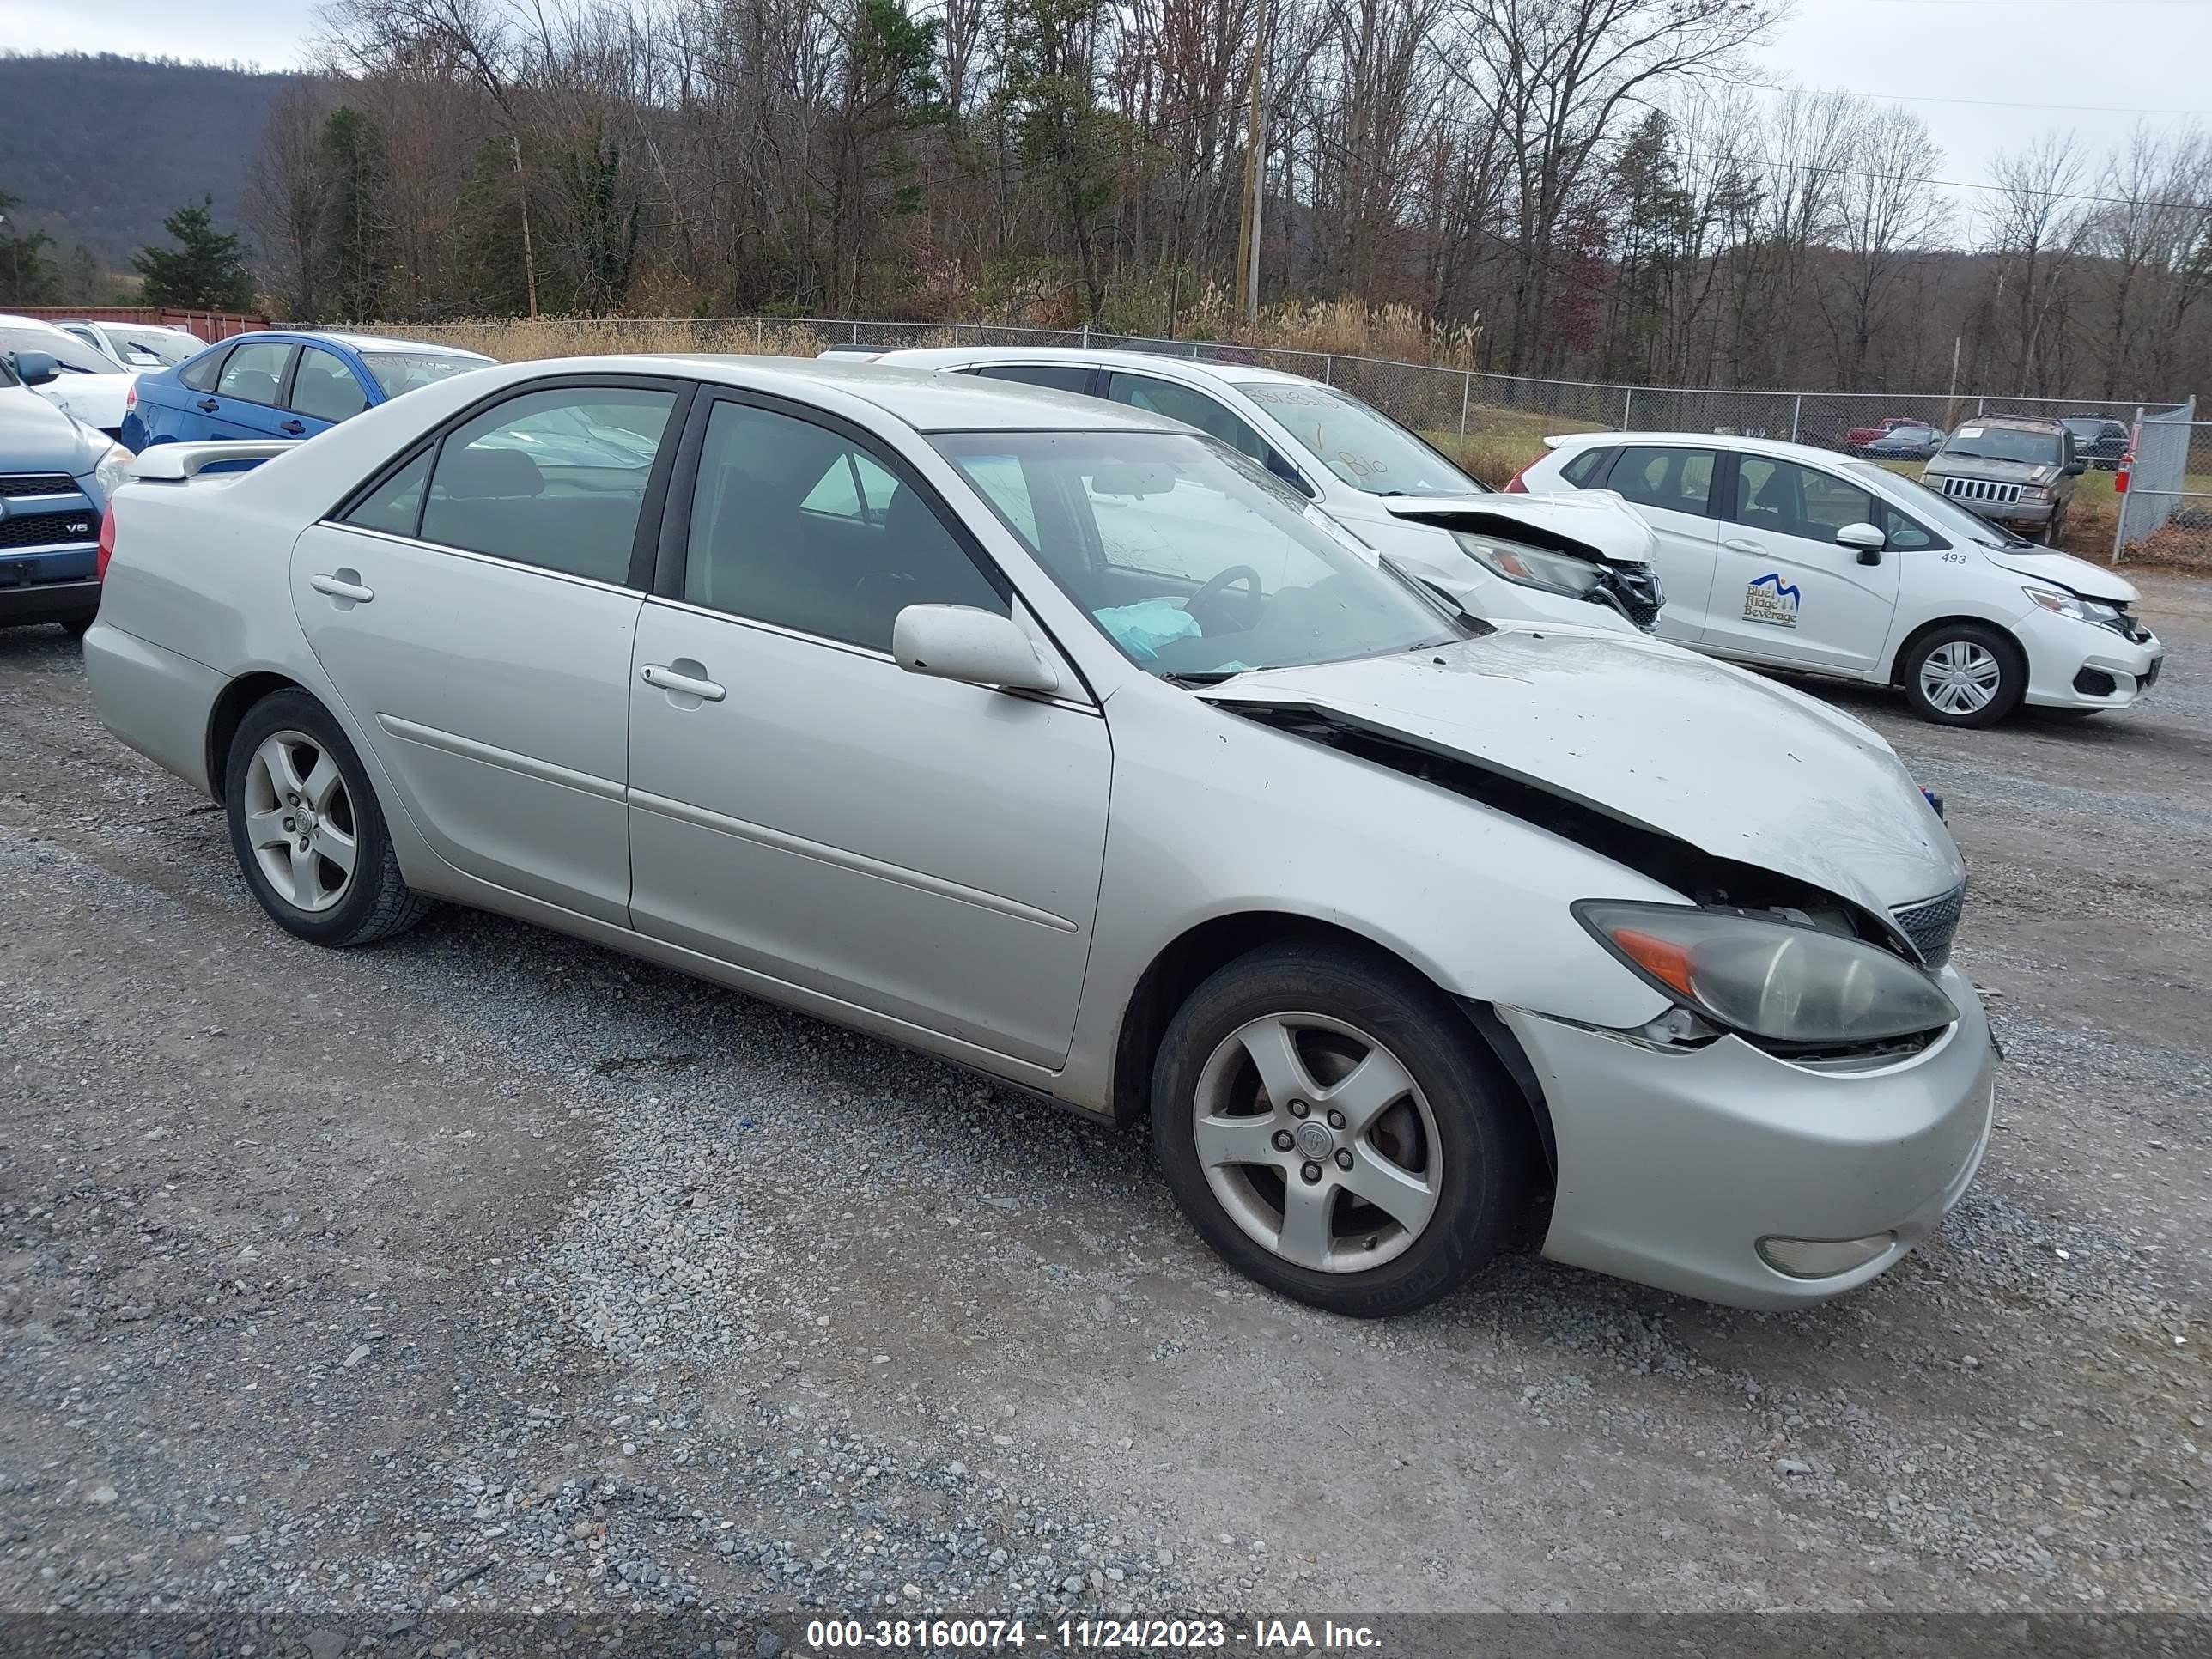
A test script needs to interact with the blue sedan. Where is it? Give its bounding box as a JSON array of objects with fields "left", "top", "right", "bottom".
[{"left": 122, "top": 330, "right": 494, "bottom": 453}]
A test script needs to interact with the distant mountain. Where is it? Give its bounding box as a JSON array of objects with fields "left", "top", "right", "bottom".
[{"left": 0, "top": 53, "right": 301, "bottom": 275}]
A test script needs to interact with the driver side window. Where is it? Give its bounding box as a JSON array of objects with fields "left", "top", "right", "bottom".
[{"left": 1734, "top": 458, "right": 1878, "bottom": 544}]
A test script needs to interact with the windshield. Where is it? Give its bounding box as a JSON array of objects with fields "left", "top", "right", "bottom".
[
  {"left": 362, "top": 349, "right": 494, "bottom": 398},
  {"left": 1844, "top": 460, "right": 2029, "bottom": 547},
  {"left": 1235, "top": 381, "right": 1489, "bottom": 496},
  {"left": 935, "top": 429, "right": 1468, "bottom": 679},
  {"left": 1940, "top": 425, "right": 2063, "bottom": 465},
  {"left": 117, "top": 328, "right": 201, "bottom": 367},
  {"left": 0, "top": 326, "right": 121, "bottom": 376}
]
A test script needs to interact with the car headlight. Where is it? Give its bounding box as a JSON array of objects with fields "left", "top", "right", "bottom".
[
  {"left": 1574, "top": 900, "right": 1960, "bottom": 1047},
  {"left": 2023, "top": 586, "right": 2122, "bottom": 627},
  {"left": 2019, "top": 486, "right": 2052, "bottom": 503},
  {"left": 1450, "top": 531, "right": 1603, "bottom": 598},
  {"left": 88, "top": 441, "right": 133, "bottom": 504}
]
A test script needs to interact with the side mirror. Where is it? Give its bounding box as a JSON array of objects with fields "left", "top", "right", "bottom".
[
  {"left": 1836, "top": 521, "right": 1886, "bottom": 566},
  {"left": 893, "top": 605, "right": 1061, "bottom": 696},
  {"left": 2062, "top": 461, "right": 2087, "bottom": 477},
  {"left": 11, "top": 350, "right": 59, "bottom": 386}
]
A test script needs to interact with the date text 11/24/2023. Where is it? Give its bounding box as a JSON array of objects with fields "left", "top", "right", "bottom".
[{"left": 802, "top": 1618, "right": 1384, "bottom": 1650}]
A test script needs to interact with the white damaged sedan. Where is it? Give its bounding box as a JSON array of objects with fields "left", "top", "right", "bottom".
[{"left": 84, "top": 356, "right": 1994, "bottom": 1316}]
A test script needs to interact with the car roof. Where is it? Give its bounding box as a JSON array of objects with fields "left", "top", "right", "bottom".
[
  {"left": 1544, "top": 429, "right": 1908, "bottom": 465},
  {"left": 507, "top": 353, "right": 1195, "bottom": 434},
  {"left": 1954, "top": 415, "right": 2063, "bottom": 434},
  {"left": 0, "top": 313, "right": 82, "bottom": 339},
  {"left": 875, "top": 344, "right": 1323, "bottom": 390},
  {"left": 214, "top": 329, "right": 495, "bottom": 358}
]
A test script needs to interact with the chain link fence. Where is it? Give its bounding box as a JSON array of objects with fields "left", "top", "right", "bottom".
[
  {"left": 2112, "top": 399, "right": 2212, "bottom": 568},
  {"left": 386, "top": 314, "right": 2192, "bottom": 558}
]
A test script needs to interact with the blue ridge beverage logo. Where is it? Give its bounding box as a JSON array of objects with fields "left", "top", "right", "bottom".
[{"left": 1743, "top": 571, "right": 1802, "bottom": 628}]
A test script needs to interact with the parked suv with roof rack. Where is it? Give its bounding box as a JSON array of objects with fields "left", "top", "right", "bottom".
[{"left": 1923, "top": 416, "right": 2082, "bottom": 544}]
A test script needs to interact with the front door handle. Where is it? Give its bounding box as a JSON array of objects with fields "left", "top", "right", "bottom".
[
  {"left": 197, "top": 398, "right": 220, "bottom": 413},
  {"left": 641, "top": 663, "right": 726, "bottom": 702},
  {"left": 310, "top": 573, "right": 375, "bottom": 604},
  {"left": 1723, "top": 538, "right": 1765, "bottom": 555}
]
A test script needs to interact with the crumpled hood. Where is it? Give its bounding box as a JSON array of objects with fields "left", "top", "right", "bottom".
[
  {"left": 1380, "top": 489, "right": 1658, "bottom": 568},
  {"left": 1980, "top": 545, "right": 2138, "bottom": 604},
  {"left": 1201, "top": 627, "right": 1963, "bottom": 917},
  {"left": 0, "top": 385, "right": 101, "bottom": 471}
]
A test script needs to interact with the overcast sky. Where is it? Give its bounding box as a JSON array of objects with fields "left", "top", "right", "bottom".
[{"left": 8, "top": 0, "right": 2210, "bottom": 234}]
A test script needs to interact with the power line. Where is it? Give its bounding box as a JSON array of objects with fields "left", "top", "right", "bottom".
[
  {"left": 1674, "top": 143, "right": 2212, "bottom": 216},
  {"left": 1748, "top": 80, "right": 2212, "bottom": 120}
]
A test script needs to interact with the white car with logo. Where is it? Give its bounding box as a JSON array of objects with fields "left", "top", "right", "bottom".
[
  {"left": 865, "top": 346, "right": 1668, "bottom": 636},
  {"left": 1510, "top": 431, "right": 2165, "bottom": 726}
]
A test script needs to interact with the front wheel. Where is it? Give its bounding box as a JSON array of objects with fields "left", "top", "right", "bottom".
[
  {"left": 1151, "top": 942, "right": 1533, "bottom": 1317},
  {"left": 1901, "top": 623, "right": 2027, "bottom": 728},
  {"left": 223, "top": 688, "right": 432, "bottom": 946}
]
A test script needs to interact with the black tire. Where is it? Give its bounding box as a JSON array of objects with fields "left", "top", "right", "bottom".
[
  {"left": 223, "top": 688, "right": 433, "bottom": 946},
  {"left": 1150, "top": 941, "right": 1533, "bottom": 1317},
  {"left": 59, "top": 617, "right": 94, "bottom": 639},
  {"left": 1900, "top": 622, "right": 2027, "bottom": 729},
  {"left": 2043, "top": 507, "right": 2067, "bottom": 546}
]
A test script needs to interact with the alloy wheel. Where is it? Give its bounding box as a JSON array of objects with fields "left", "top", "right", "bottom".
[
  {"left": 240, "top": 730, "right": 359, "bottom": 914},
  {"left": 1918, "top": 640, "right": 2003, "bottom": 716},
  {"left": 1190, "top": 1012, "right": 1442, "bottom": 1273}
]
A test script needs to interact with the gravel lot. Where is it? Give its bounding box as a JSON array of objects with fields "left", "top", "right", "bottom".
[{"left": 1, "top": 575, "right": 2207, "bottom": 1633}]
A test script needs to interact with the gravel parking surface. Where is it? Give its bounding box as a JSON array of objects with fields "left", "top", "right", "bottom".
[{"left": 1, "top": 576, "right": 2207, "bottom": 1629}]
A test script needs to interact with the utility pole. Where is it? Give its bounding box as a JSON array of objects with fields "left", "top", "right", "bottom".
[{"left": 1233, "top": 0, "right": 1268, "bottom": 327}]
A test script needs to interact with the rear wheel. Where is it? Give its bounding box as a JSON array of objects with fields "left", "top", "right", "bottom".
[
  {"left": 1901, "top": 623, "right": 2026, "bottom": 728},
  {"left": 1151, "top": 942, "right": 1532, "bottom": 1317},
  {"left": 223, "top": 689, "right": 431, "bottom": 946}
]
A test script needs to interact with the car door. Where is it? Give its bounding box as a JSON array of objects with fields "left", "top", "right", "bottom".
[
  {"left": 626, "top": 391, "right": 1111, "bottom": 1067},
  {"left": 1591, "top": 444, "right": 1721, "bottom": 644},
  {"left": 136, "top": 344, "right": 230, "bottom": 447},
  {"left": 291, "top": 377, "right": 686, "bottom": 923},
  {"left": 198, "top": 339, "right": 301, "bottom": 440},
  {"left": 1703, "top": 454, "right": 1905, "bottom": 676},
  {"left": 284, "top": 344, "right": 373, "bottom": 436}
]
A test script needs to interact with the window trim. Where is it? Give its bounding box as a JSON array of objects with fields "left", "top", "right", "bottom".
[{"left": 324, "top": 372, "right": 697, "bottom": 590}]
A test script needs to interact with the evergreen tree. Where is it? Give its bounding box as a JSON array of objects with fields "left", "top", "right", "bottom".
[
  {"left": 0, "top": 192, "right": 59, "bottom": 305},
  {"left": 318, "top": 107, "right": 390, "bottom": 323},
  {"left": 132, "top": 196, "right": 256, "bottom": 310}
]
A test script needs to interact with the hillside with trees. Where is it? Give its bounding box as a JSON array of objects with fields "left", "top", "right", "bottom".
[
  {"left": 6, "top": 9, "right": 2212, "bottom": 401},
  {"left": 0, "top": 53, "right": 296, "bottom": 278}
]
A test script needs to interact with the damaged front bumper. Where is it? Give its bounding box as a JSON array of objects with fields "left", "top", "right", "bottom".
[{"left": 1500, "top": 963, "right": 1996, "bottom": 1308}]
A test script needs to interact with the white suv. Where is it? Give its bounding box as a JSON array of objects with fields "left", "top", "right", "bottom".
[
  {"left": 1512, "top": 431, "right": 2165, "bottom": 726},
  {"left": 866, "top": 346, "right": 1666, "bottom": 635}
]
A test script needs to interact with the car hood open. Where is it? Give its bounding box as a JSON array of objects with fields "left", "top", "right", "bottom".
[
  {"left": 1200, "top": 628, "right": 1962, "bottom": 918},
  {"left": 1379, "top": 489, "right": 1659, "bottom": 568},
  {"left": 1978, "top": 545, "right": 2138, "bottom": 604}
]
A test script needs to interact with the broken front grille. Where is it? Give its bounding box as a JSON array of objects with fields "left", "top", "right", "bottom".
[
  {"left": 1939, "top": 477, "right": 2023, "bottom": 506},
  {"left": 1892, "top": 883, "right": 1966, "bottom": 969}
]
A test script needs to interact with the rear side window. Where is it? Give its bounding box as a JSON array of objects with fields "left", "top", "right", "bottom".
[
  {"left": 416, "top": 386, "right": 678, "bottom": 584},
  {"left": 974, "top": 363, "right": 1093, "bottom": 394},
  {"left": 289, "top": 347, "right": 370, "bottom": 422},
  {"left": 1104, "top": 372, "right": 1272, "bottom": 465},
  {"left": 342, "top": 447, "right": 433, "bottom": 538},
  {"left": 179, "top": 347, "right": 229, "bottom": 392},
  {"left": 1559, "top": 446, "right": 1614, "bottom": 487},
  {"left": 216, "top": 342, "right": 295, "bottom": 406},
  {"left": 1606, "top": 446, "right": 1715, "bottom": 514}
]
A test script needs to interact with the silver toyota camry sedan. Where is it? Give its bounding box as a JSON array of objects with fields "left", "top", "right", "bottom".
[{"left": 84, "top": 356, "right": 1995, "bottom": 1316}]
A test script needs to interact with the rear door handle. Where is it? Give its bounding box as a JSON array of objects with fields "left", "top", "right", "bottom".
[
  {"left": 641, "top": 664, "right": 726, "bottom": 702},
  {"left": 1723, "top": 538, "right": 1765, "bottom": 554},
  {"left": 197, "top": 398, "right": 221, "bottom": 412},
  {"left": 310, "top": 573, "right": 375, "bottom": 604},
  {"left": 280, "top": 418, "right": 306, "bottom": 434}
]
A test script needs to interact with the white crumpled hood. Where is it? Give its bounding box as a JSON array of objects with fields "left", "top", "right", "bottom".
[
  {"left": 1980, "top": 545, "right": 2137, "bottom": 604},
  {"left": 1380, "top": 489, "right": 1658, "bottom": 568},
  {"left": 1202, "top": 626, "right": 1963, "bottom": 917}
]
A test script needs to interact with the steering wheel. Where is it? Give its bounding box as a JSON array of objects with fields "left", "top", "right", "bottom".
[{"left": 1185, "top": 564, "right": 1265, "bottom": 635}]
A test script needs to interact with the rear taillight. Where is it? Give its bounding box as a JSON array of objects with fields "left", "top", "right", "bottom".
[
  {"left": 125, "top": 383, "right": 137, "bottom": 410},
  {"left": 96, "top": 508, "right": 117, "bottom": 580},
  {"left": 1502, "top": 460, "right": 1534, "bottom": 493}
]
